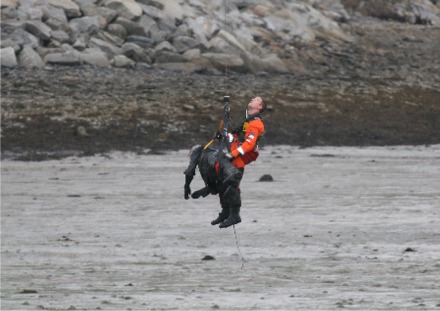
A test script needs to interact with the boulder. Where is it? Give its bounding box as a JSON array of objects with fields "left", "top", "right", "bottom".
[
  {"left": 44, "top": 52, "right": 81, "bottom": 66},
  {"left": 7, "top": 28, "right": 40, "bottom": 50},
  {"left": 140, "top": 4, "right": 176, "bottom": 31},
  {"left": 89, "top": 37, "right": 122, "bottom": 57},
  {"left": 1, "top": 0, "right": 19, "bottom": 9},
  {"left": 42, "top": 5, "right": 68, "bottom": 24},
  {"left": 394, "top": 0, "right": 440, "bottom": 25},
  {"left": 78, "top": 48, "right": 111, "bottom": 67},
  {"left": 126, "top": 35, "right": 155, "bottom": 49},
  {"left": 104, "top": 0, "right": 143, "bottom": 20},
  {"left": 172, "top": 36, "right": 202, "bottom": 53},
  {"left": 1, "top": 47, "right": 18, "bottom": 67},
  {"left": 121, "top": 42, "right": 152, "bottom": 63},
  {"left": 24, "top": 20, "right": 52, "bottom": 41},
  {"left": 51, "top": 30, "right": 72, "bottom": 44},
  {"left": 107, "top": 24, "right": 127, "bottom": 40},
  {"left": 112, "top": 17, "right": 146, "bottom": 36},
  {"left": 185, "top": 16, "right": 218, "bottom": 48},
  {"left": 158, "top": 0, "right": 184, "bottom": 20},
  {"left": 69, "top": 16, "right": 105, "bottom": 34},
  {"left": 138, "top": 14, "right": 160, "bottom": 36},
  {"left": 78, "top": 3, "right": 98, "bottom": 16},
  {"left": 182, "top": 48, "right": 201, "bottom": 61},
  {"left": 18, "top": 45, "right": 44, "bottom": 68},
  {"left": 153, "top": 41, "right": 177, "bottom": 55},
  {"left": 154, "top": 51, "right": 187, "bottom": 63},
  {"left": 48, "top": 0, "right": 81, "bottom": 18},
  {"left": 111, "top": 54, "right": 135, "bottom": 68},
  {"left": 93, "top": 30, "right": 125, "bottom": 47},
  {"left": 72, "top": 37, "right": 87, "bottom": 51},
  {"left": 217, "top": 29, "right": 247, "bottom": 52}
]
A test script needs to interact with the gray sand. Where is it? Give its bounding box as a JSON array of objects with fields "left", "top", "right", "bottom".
[{"left": 1, "top": 145, "right": 439, "bottom": 310}]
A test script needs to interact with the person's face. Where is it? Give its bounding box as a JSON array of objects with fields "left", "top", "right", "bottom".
[{"left": 247, "top": 97, "right": 263, "bottom": 114}]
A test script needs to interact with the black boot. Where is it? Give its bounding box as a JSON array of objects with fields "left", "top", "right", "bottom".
[
  {"left": 219, "top": 206, "right": 241, "bottom": 228},
  {"left": 211, "top": 208, "right": 229, "bottom": 225}
]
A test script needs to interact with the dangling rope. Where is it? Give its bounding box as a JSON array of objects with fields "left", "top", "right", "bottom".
[
  {"left": 202, "top": 0, "right": 245, "bottom": 269},
  {"left": 224, "top": 0, "right": 245, "bottom": 269},
  {"left": 233, "top": 224, "right": 246, "bottom": 269},
  {"left": 223, "top": 0, "right": 229, "bottom": 97}
]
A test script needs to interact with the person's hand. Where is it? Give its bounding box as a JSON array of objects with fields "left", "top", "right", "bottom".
[
  {"left": 191, "top": 187, "right": 211, "bottom": 199},
  {"left": 224, "top": 152, "right": 234, "bottom": 160},
  {"left": 226, "top": 133, "right": 234, "bottom": 143},
  {"left": 184, "top": 184, "right": 191, "bottom": 200}
]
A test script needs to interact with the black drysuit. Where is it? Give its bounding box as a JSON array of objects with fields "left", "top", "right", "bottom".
[{"left": 183, "top": 145, "right": 243, "bottom": 227}]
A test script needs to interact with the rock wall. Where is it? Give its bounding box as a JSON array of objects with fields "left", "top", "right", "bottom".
[{"left": 2, "top": 0, "right": 439, "bottom": 73}]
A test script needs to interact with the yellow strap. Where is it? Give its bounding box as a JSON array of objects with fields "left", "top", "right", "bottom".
[
  {"left": 204, "top": 139, "right": 214, "bottom": 150},
  {"left": 204, "top": 120, "right": 224, "bottom": 150}
]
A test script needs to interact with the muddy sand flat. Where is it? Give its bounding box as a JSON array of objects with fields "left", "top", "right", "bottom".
[{"left": 1, "top": 145, "right": 439, "bottom": 310}]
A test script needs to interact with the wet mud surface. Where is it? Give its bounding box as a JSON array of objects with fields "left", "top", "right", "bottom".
[{"left": 2, "top": 145, "right": 440, "bottom": 310}]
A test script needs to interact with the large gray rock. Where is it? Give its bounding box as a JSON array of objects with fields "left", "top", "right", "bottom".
[
  {"left": 172, "top": 36, "right": 201, "bottom": 53},
  {"left": 51, "top": 30, "right": 71, "bottom": 44},
  {"left": 42, "top": 5, "right": 68, "bottom": 24},
  {"left": 153, "top": 41, "right": 176, "bottom": 55},
  {"left": 104, "top": 0, "right": 143, "bottom": 20},
  {"left": 112, "top": 17, "right": 147, "bottom": 36},
  {"left": 44, "top": 52, "right": 81, "bottom": 66},
  {"left": 24, "top": 20, "right": 52, "bottom": 41},
  {"left": 111, "top": 54, "right": 135, "bottom": 68},
  {"left": 69, "top": 16, "right": 106, "bottom": 34},
  {"left": 311, "top": 0, "right": 350, "bottom": 22},
  {"left": 18, "top": 45, "right": 44, "bottom": 68},
  {"left": 185, "top": 16, "right": 219, "bottom": 48},
  {"left": 138, "top": 14, "right": 160, "bottom": 36},
  {"left": 1, "top": 0, "right": 19, "bottom": 9},
  {"left": 89, "top": 37, "right": 122, "bottom": 57},
  {"left": 126, "top": 35, "right": 155, "bottom": 49},
  {"left": 154, "top": 51, "right": 187, "bottom": 63},
  {"left": 1, "top": 47, "right": 18, "bottom": 67},
  {"left": 48, "top": 0, "right": 81, "bottom": 18},
  {"left": 94, "top": 30, "right": 125, "bottom": 47},
  {"left": 140, "top": 4, "right": 176, "bottom": 31},
  {"left": 394, "top": 0, "right": 440, "bottom": 25},
  {"left": 121, "top": 42, "right": 152, "bottom": 63},
  {"left": 107, "top": 23, "right": 127, "bottom": 40},
  {"left": 5, "top": 28, "right": 39, "bottom": 50},
  {"left": 78, "top": 48, "right": 111, "bottom": 67}
]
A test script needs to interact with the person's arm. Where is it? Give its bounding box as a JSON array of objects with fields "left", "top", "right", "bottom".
[
  {"left": 183, "top": 169, "right": 195, "bottom": 200},
  {"left": 183, "top": 145, "right": 203, "bottom": 200},
  {"left": 230, "top": 119, "right": 264, "bottom": 158}
]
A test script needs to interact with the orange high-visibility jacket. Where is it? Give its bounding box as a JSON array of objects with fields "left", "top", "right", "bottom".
[{"left": 230, "top": 115, "right": 265, "bottom": 168}]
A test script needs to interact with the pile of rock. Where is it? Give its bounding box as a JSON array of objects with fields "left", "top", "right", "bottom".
[
  {"left": 1, "top": 0, "right": 439, "bottom": 73},
  {"left": 0, "top": 0, "right": 352, "bottom": 73}
]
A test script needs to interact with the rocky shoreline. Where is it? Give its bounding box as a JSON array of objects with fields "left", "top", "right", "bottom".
[{"left": 2, "top": 54, "right": 439, "bottom": 161}]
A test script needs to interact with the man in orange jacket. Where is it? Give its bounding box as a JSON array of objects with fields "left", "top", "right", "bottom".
[
  {"left": 214, "top": 96, "right": 266, "bottom": 227},
  {"left": 184, "top": 97, "right": 266, "bottom": 228}
]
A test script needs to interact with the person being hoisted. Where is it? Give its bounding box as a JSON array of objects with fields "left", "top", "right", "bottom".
[{"left": 183, "top": 96, "right": 266, "bottom": 228}]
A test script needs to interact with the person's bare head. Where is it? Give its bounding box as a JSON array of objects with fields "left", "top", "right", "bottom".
[{"left": 247, "top": 97, "right": 266, "bottom": 115}]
